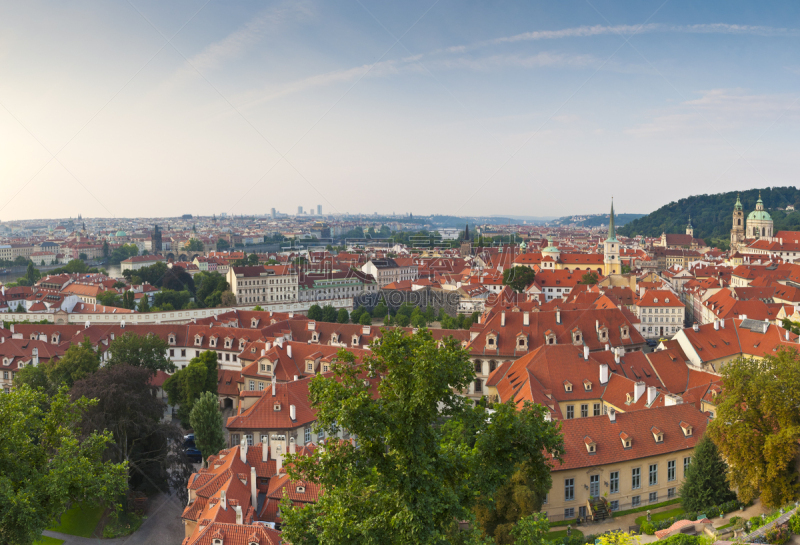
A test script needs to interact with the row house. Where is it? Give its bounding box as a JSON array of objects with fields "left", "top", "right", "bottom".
[
  {"left": 634, "top": 290, "right": 685, "bottom": 340},
  {"left": 226, "top": 266, "right": 299, "bottom": 306}
]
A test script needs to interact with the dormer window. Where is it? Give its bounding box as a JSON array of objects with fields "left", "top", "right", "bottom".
[
  {"left": 260, "top": 363, "right": 266, "bottom": 372},
  {"left": 194, "top": 335, "right": 203, "bottom": 346},
  {"left": 224, "top": 338, "right": 232, "bottom": 349},
  {"left": 251, "top": 318, "right": 259, "bottom": 328},
  {"left": 584, "top": 380, "right": 592, "bottom": 391},
  {"left": 274, "top": 403, "right": 281, "bottom": 411},
  {"left": 620, "top": 432, "right": 631, "bottom": 449},
  {"left": 168, "top": 334, "right": 176, "bottom": 345},
  {"left": 239, "top": 339, "right": 246, "bottom": 350},
  {"left": 626, "top": 393, "right": 632, "bottom": 403},
  {"left": 213, "top": 539, "right": 222, "bottom": 545},
  {"left": 584, "top": 436, "right": 596, "bottom": 453},
  {"left": 3, "top": 358, "right": 9, "bottom": 366},
  {"left": 306, "top": 362, "right": 313, "bottom": 372},
  {"left": 545, "top": 331, "right": 556, "bottom": 345},
  {"left": 572, "top": 329, "right": 583, "bottom": 345},
  {"left": 651, "top": 426, "right": 664, "bottom": 443},
  {"left": 564, "top": 380, "right": 573, "bottom": 393},
  {"left": 296, "top": 485, "right": 306, "bottom": 493},
  {"left": 351, "top": 335, "right": 359, "bottom": 346},
  {"left": 621, "top": 326, "right": 629, "bottom": 339},
  {"left": 312, "top": 333, "right": 319, "bottom": 342},
  {"left": 210, "top": 336, "right": 218, "bottom": 348},
  {"left": 516, "top": 334, "right": 528, "bottom": 349},
  {"left": 680, "top": 422, "right": 693, "bottom": 437},
  {"left": 323, "top": 364, "right": 329, "bottom": 372},
  {"left": 599, "top": 328, "right": 608, "bottom": 341}
]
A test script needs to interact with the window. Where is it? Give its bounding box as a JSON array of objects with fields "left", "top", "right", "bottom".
[
  {"left": 564, "top": 478, "right": 574, "bottom": 501},
  {"left": 610, "top": 500, "right": 619, "bottom": 511},
  {"left": 249, "top": 380, "right": 255, "bottom": 391},
  {"left": 580, "top": 404, "right": 588, "bottom": 418},
  {"left": 566, "top": 405, "right": 574, "bottom": 419},
  {"left": 261, "top": 363, "right": 266, "bottom": 372},
  {"left": 564, "top": 508, "right": 575, "bottom": 519},
  {"left": 318, "top": 429, "right": 325, "bottom": 441},
  {"left": 231, "top": 433, "right": 240, "bottom": 446},
  {"left": 307, "top": 362, "right": 313, "bottom": 371},
  {"left": 245, "top": 434, "right": 254, "bottom": 446},
  {"left": 649, "top": 464, "right": 658, "bottom": 486},
  {"left": 609, "top": 471, "right": 619, "bottom": 494},
  {"left": 631, "top": 495, "right": 640, "bottom": 507},
  {"left": 474, "top": 360, "right": 482, "bottom": 373},
  {"left": 632, "top": 468, "right": 640, "bottom": 489},
  {"left": 667, "top": 460, "right": 676, "bottom": 481},
  {"left": 474, "top": 379, "right": 483, "bottom": 393},
  {"left": 649, "top": 492, "right": 658, "bottom": 503},
  {"left": 258, "top": 382, "right": 265, "bottom": 391},
  {"left": 668, "top": 487, "right": 675, "bottom": 498},
  {"left": 304, "top": 427, "right": 311, "bottom": 444},
  {"left": 169, "top": 349, "right": 174, "bottom": 357},
  {"left": 593, "top": 403, "right": 601, "bottom": 416},
  {"left": 683, "top": 456, "right": 691, "bottom": 475}
]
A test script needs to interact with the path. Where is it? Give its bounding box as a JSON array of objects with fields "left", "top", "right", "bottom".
[{"left": 42, "top": 492, "right": 186, "bottom": 545}]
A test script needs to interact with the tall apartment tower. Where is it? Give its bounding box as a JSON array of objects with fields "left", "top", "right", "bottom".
[
  {"left": 270, "top": 208, "right": 276, "bottom": 218},
  {"left": 317, "top": 204, "right": 322, "bottom": 215},
  {"left": 297, "top": 206, "right": 303, "bottom": 215}
]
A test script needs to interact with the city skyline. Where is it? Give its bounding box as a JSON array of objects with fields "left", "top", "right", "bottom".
[{"left": 3, "top": 1, "right": 800, "bottom": 221}]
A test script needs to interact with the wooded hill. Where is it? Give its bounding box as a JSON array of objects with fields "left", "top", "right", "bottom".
[
  {"left": 550, "top": 213, "right": 644, "bottom": 228},
  {"left": 618, "top": 187, "right": 800, "bottom": 245}
]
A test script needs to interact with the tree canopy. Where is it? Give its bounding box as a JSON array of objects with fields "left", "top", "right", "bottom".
[
  {"left": 679, "top": 435, "right": 736, "bottom": 512},
  {"left": 163, "top": 350, "right": 218, "bottom": 425},
  {"left": 0, "top": 385, "right": 128, "bottom": 545},
  {"left": 281, "top": 328, "right": 563, "bottom": 545},
  {"left": 190, "top": 391, "right": 227, "bottom": 466},
  {"left": 107, "top": 332, "right": 174, "bottom": 374},
  {"left": 706, "top": 349, "right": 800, "bottom": 508},
  {"left": 503, "top": 266, "right": 536, "bottom": 293}
]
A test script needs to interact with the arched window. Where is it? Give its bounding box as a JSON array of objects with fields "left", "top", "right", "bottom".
[
  {"left": 474, "top": 379, "right": 483, "bottom": 393},
  {"left": 762, "top": 227, "right": 766, "bottom": 237},
  {"left": 738, "top": 219, "right": 741, "bottom": 226},
  {"left": 474, "top": 360, "right": 483, "bottom": 373},
  {"left": 489, "top": 360, "right": 497, "bottom": 373}
]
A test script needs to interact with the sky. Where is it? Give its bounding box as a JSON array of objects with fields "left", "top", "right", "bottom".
[{"left": 2, "top": 0, "right": 800, "bottom": 221}]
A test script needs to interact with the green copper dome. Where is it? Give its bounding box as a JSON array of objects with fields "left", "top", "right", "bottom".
[
  {"left": 542, "top": 236, "right": 560, "bottom": 254},
  {"left": 747, "top": 209, "right": 772, "bottom": 221},
  {"left": 116, "top": 230, "right": 127, "bottom": 237},
  {"left": 734, "top": 194, "right": 743, "bottom": 211}
]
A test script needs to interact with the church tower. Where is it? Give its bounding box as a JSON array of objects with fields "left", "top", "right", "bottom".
[
  {"left": 459, "top": 223, "right": 472, "bottom": 257},
  {"left": 686, "top": 217, "right": 693, "bottom": 237},
  {"left": 604, "top": 200, "right": 621, "bottom": 275},
  {"left": 730, "top": 194, "right": 745, "bottom": 252}
]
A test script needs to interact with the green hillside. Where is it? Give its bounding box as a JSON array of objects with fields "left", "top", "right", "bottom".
[
  {"left": 618, "top": 187, "right": 800, "bottom": 246},
  {"left": 551, "top": 213, "right": 645, "bottom": 228}
]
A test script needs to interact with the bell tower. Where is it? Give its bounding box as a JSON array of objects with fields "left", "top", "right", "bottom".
[
  {"left": 730, "top": 195, "right": 745, "bottom": 252},
  {"left": 686, "top": 217, "right": 693, "bottom": 237},
  {"left": 604, "top": 200, "right": 621, "bottom": 275}
]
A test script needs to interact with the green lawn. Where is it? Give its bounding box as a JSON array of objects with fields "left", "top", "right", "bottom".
[
  {"left": 613, "top": 498, "right": 682, "bottom": 518},
  {"left": 47, "top": 503, "right": 105, "bottom": 537},
  {"left": 635, "top": 507, "right": 686, "bottom": 526},
  {"left": 548, "top": 529, "right": 584, "bottom": 540},
  {"left": 35, "top": 537, "right": 65, "bottom": 545}
]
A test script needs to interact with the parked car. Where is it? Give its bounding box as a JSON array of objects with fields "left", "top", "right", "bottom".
[
  {"left": 184, "top": 446, "right": 202, "bottom": 463},
  {"left": 646, "top": 339, "right": 657, "bottom": 347}
]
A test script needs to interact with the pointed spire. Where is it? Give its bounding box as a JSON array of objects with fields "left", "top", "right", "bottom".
[{"left": 606, "top": 199, "right": 617, "bottom": 242}]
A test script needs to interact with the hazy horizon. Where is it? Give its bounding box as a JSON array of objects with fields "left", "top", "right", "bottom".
[{"left": 3, "top": 1, "right": 800, "bottom": 221}]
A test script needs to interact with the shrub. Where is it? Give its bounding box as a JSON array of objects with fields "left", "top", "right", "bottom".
[
  {"left": 764, "top": 525, "right": 791, "bottom": 545},
  {"left": 720, "top": 500, "right": 740, "bottom": 514},
  {"left": 789, "top": 513, "right": 800, "bottom": 535},
  {"left": 640, "top": 522, "right": 656, "bottom": 535},
  {"left": 750, "top": 515, "right": 765, "bottom": 530},
  {"left": 706, "top": 506, "right": 721, "bottom": 519},
  {"left": 683, "top": 512, "right": 697, "bottom": 522},
  {"left": 659, "top": 535, "right": 703, "bottom": 545}
]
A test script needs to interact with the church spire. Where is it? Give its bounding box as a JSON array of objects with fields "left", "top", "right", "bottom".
[{"left": 606, "top": 199, "right": 617, "bottom": 242}]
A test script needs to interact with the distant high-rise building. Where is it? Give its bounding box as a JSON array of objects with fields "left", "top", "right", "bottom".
[
  {"left": 298, "top": 206, "right": 303, "bottom": 215},
  {"left": 151, "top": 224, "right": 162, "bottom": 253},
  {"left": 270, "top": 208, "right": 276, "bottom": 218},
  {"left": 317, "top": 204, "right": 322, "bottom": 215}
]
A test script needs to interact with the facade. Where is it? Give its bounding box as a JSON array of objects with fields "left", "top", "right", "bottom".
[
  {"left": 226, "top": 265, "right": 299, "bottom": 306},
  {"left": 361, "top": 258, "right": 419, "bottom": 288},
  {"left": 297, "top": 269, "right": 377, "bottom": 303},
  {"left": 635, "top": 290, "right": 685, "bottom": 340},
  {"left": 120, "top": 255, "right": 166, "bottom": 272},
  {"left": 731, "top": 193, "right": 774, "bottom": 252}
]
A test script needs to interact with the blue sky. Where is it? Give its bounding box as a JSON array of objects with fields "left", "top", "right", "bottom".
[{"left": 2, "top": 0, "right": 800, "bottom": 220}]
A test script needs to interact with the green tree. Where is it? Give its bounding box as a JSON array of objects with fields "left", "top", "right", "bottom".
[
  {"left": 253, "top": 305, "right": 264, "bottom": 311},
  {"left": 96, "top": 290, "right": 123, "bottom": 307},
  {"left": 71, "top": 364, "right": 194, "bottom": 501},
  {"left": 308, "top": 304, "right": 323, "bottom": 321},
  {"left": 0, "top": 385, "right": 128, "bottom": 545},
  {"left": 411, "top": 313, "right": 427, "bottom": 328},
  {"left": 136, "top": 296, "right": 150, "bottom": 313},
  {"left": 121, "top": 290, "right": 136, "bottom": 309},
  {"left": 706, "top": 349, "right": 800, "bottom": 508},
  {"left": 679, "top": 435, "right": 736, "bottom": 512},
  {"left": 280, "top": 329, "right": 563, "bottom": 545},
  {"left": 395, "top": 313, "right": 410, "bottom": 327},
  {"left": 220, "top": 291, "right": 237, "bottom": 307},
  {"left": 189, "top": 391, "right": 227, "bottom": 467},
  {"left": 13, "top": 364, "right": 57, "bottom": 397},
  {"left": 184, "top": 238, "right": 203, "bottom": 252},
  {"left": 336, "top": 308, "right": 349, "bottom": 324},
  {"left": 509, "top": 512, "right": 550, "bottom": 545},
  {"left": 372, "top": 302, "right": 388, "bottom": 319},
  {"left": 358, "top": 312, "right": 372, "bottom": 326},
  {"left": 247, "top": 253, "right": 259, "bottom": 265},
  {"left": 350, "top": 306, "right": 364, "bottom": 323},
  {"left": 163, "top": 351, "right": 218, "bottom": 425},
  {"left": 102, "top": 240, "right": 110, "bottom": 258},
  {"left": 47, "top": 337, "right": 100, "bottom": 388},
  {"left": 107, "top": 332, "right": 174, "bottom": 374},
  {"left": 78, "top": 252, "right": 88, "bottom": 260},
  {"left": 321, "top": 305, "right": 338, "bottom": 323},
  {"left": 581, "top": 271, "right": 600, "bottom": 285},
  {"left": 216, "top": 239, "right": 230, "bottom": 251},
  {"left": 502, "top": 266, "right": 536, "bottom": 293},
  {"left": 153, "top": 289, "right": 191, "bottom": 310}
]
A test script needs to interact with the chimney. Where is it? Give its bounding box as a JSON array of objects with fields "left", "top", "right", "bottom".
[
  {"left": 234, "top": 504, "right": 243, "bottom": 525},
  {"left": 692, "top": 322, "right": 699, "bottom": 332},
  {"left": 240, "top": 437, "right": 248, "bottom": 463},
  {"left": 786, "top": 330, "right": 790, "bottom": 342},
  {"left": 614, "top": 350, "right": 620, "bottom": 364},
  {"left": 220, "top": 489, "right": 227, "bottom": 510},
  {"left": 605, "top": 343, "right": 610, "bottom": 351},
  {"left": 289, "top": 436, "right": 296, "bottom": 454},
  {"left": 276, "top": 337, "right": 284, "bottom": 348},
  {"left": 500, "top": 312, "right": 506, "bottom": 327},
  {"left": 762, "top": 322, "right": 768, "bottom": 333},
  {"left": 32, "top": 348, "right": 39, "bottom": 366},
  {"left": 290, "top": 404, "right": 296, "bottom": 420},
  {"left": 293, "top": 375, "right": 298, "bottom": 381},
  {"left": 287, "top": 344, "right": 292, "bottom": 358},
  {"left": 556, "top": 307, "right": 561, "bottom": 324},
  {"left": 600, "top": 363, "right": 609, "bottom": 384},
  {"left": 262, "top": 441, "right": 269, "bottom": 463},
  {"left": 634, "top": 381, "right": 646, "bottom": 403},
  {"left": 523, "top": 311, "right": 530, "bottom": 326},
  {"left": 250, "top": 466, "right": 258, "bottom": 508},
  {"left": 647, "top": 385, "right": 657, "bottom": 405},
  {"left": 720, "top": 319, "right": 725, "bottom": 329},
  {"left": 583, "top": 345, "right": 590, "bottom": 360},
  {"left": 608, "top": 407, "right": 616, "bottom": 423},
  {"left": 271, "top": 376, "right": 276, "bottom": 397},
  {"left": 261, "top": 348, "right": 266, "bottom": 357},
  {"left": 714, "top": 320, "right": 719, "bottom": 331}
]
